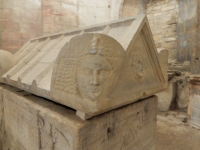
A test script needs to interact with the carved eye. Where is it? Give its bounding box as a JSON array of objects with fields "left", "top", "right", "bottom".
[
  {"left": 83, "top": 69, "right": 92, "bottom": 75},
  {"left": 99, "top": 70, "right": 108, "bottom": 76}
]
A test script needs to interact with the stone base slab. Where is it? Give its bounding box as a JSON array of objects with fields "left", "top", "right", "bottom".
[{"left": 0, "top": 85, "right": 157, "bottom": 150}]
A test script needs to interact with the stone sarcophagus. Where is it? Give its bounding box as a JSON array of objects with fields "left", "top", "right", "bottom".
[{"left": 1, "top": 14, "right": 167, "bottom": 116}]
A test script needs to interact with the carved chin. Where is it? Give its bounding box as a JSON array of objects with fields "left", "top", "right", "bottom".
[
  {"left": 88, "top": 91, "right": 101, "bottom": 99},
  {"left": 137, "top": 71, "right": 144, "bottom": 78},
  {"left": 82, "top": 87, "right": 102, "bottom": 100}
]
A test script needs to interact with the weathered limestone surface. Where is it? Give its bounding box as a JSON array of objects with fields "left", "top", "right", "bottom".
[
  {"left": 156, "top": 82, "right": 176, "bottom": 111},
  {"left": 0, "top": 50, "right": 14, "bottom": 82},
  {"left": 146, "top": 0, "right": 179, "bottom": 63},
  {"left": 188, "top": 75, "right": 200, "bottom": 129},
  {"left": 177, "top": 0, "right": 197, "bottom": 63},
  {"left": 121, "top": 0, "right": 146, "bottom": 18},
  {"left": 0, "top": 0, "right": 124, "bottom": 53},
  {"left": 0, "top": 0, "right": 42, "bottom": 53},
  {"left": 0, "top": 86, "right": 4, "bottom": 150},
  {"left": 51, "top": 32, "right": 166, "bottom": 115},
  {"left": 158, "top": 49, "right": 168, "bottom": 85},
  {"left": 2, "top": 14, "right": 167, "bottom": 115},
  {"left": 176, "top": 76, "right": 190, "bottom": 109},
  {"left": 0, "top": 85, "right": 157, "bottom": 150}
]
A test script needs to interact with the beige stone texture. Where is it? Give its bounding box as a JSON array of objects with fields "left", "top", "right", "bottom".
[
  {"left": 2, "top": 15, "right": 167, "bottom": 115},
  {"left": 188, "top": 75, "right": 200, "bottom": 129},
  {"left": 121, "top": 0, "right": 146, "bottom": 18},
  {"left": 176, "top": 77, "right": 189, "bottom": 109},
  {"left": 0, "top": 86, "right": 4, "bottom": 150},
  {"left": 158, "top": 50, "right": 168, "bottom": 84},
  {"left": 164, "top": 41, "right": 177, "bottom": 49},
  {"left": 0, "top": 85, "right": 157, "bottom": 150},
  {"left": 156, "top": 82, "right": 176, "bottom": 111},
  {"left": 0, "top": 50, "right": 14, "bottom": 83},
  {"left": 1, "top": 0, "right": 125, "bottom": 51},
  {"left": 146, "top": 0, "right": 179, "bottom": 63}
]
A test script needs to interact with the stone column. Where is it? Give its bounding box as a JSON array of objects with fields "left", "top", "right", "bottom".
[{"left": 177, "top": 0, "right": 197, "bottom": 63}]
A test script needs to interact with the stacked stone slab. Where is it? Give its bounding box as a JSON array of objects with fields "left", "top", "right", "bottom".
[
  {"left": 0, "top": 14, "right": 167, "bottom": 149},
  {"left": 1, "top": 14, "right": 167, "bottom": 116}
]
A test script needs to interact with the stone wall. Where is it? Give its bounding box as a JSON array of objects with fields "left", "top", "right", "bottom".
[
  {"left": 41, "top": 0, "right": 200, "bottom": 66},
  {"left": 0, "top": 0, "right": 42, "bottom": 53},
  {"left": 177, "top": 0, "right": 197, "bottom": 63},
  {"left": 0, "top": 0, "right": 124, "bottom": 53},
  {"left": 43, "top": 0, "right": 124, "bottom": 33},
  {"left": 146, "top": 0, "right": 179, "bottom": 63},
  {"left": 121, "top": 0, "right": 146, "bottom": 17},
  {"left": 77, "top": 0, "right": 122, "bottom": 27},
  {"left": 42, "top": 0, "right": 78, "bottom": 34},
  {"left": 0, "top": 0, "right": 198, "bottom": 65}
]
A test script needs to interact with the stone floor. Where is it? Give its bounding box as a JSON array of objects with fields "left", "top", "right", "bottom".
[{"left": 156, "top": 111, "right": 200, "bottom": 150}]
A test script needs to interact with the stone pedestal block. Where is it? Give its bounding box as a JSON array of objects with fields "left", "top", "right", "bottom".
[
  {"left": 176, "top": 76, "right": 190, "bottom": 109},
  {"left": 0, "top": 85, "right": 157, "bottom": 150},
  {"left": 188, "top": 76, "right": 200, "bottom": 129},
  {"left": 156, "top": 82, "right": 176, "bottom": 111}
]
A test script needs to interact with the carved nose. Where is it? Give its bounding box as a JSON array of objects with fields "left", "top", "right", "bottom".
[{"left": 90, "top": 71, "right": 99, "bottom": 85}]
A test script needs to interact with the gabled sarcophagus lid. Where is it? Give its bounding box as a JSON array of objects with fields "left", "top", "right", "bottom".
[{"left": 2, "top": 14, "right": 167, "bottom": 115}]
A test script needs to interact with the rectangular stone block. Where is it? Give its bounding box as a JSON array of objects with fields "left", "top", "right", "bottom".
[
  {"left": 0, "top": 85, "right": 157, "bottom": 150},
  {"left": 156, "top": 81, "right": 177, "bottom": 111},
  {"left": 188, "top": 78, "right": 200, "bottom": 129}
]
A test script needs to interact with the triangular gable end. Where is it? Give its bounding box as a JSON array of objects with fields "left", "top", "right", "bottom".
[
  {"left": 126, "top": 16, "right": 165, "bottom": 84},
  {"left": 107, "top": 17, "right": 167, "bottom": 110}
]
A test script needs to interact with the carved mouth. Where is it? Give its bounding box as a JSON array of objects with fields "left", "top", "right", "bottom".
[
  {"left": 88, "top": 87, "right": 102, "bottom": 98},
  {"left": 91, "top": 89, "right": 101, "bottom": 93},
  {"left": 90, "top": 92, "right": 101, "bottom": 98}
]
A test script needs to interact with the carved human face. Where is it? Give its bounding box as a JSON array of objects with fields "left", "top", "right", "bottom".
[
  {"left": 77, "top": 55, "right": 112, "bottom": 101},
  {"left": 131, "top": 53, "right": 145, "bottom": 81}
]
